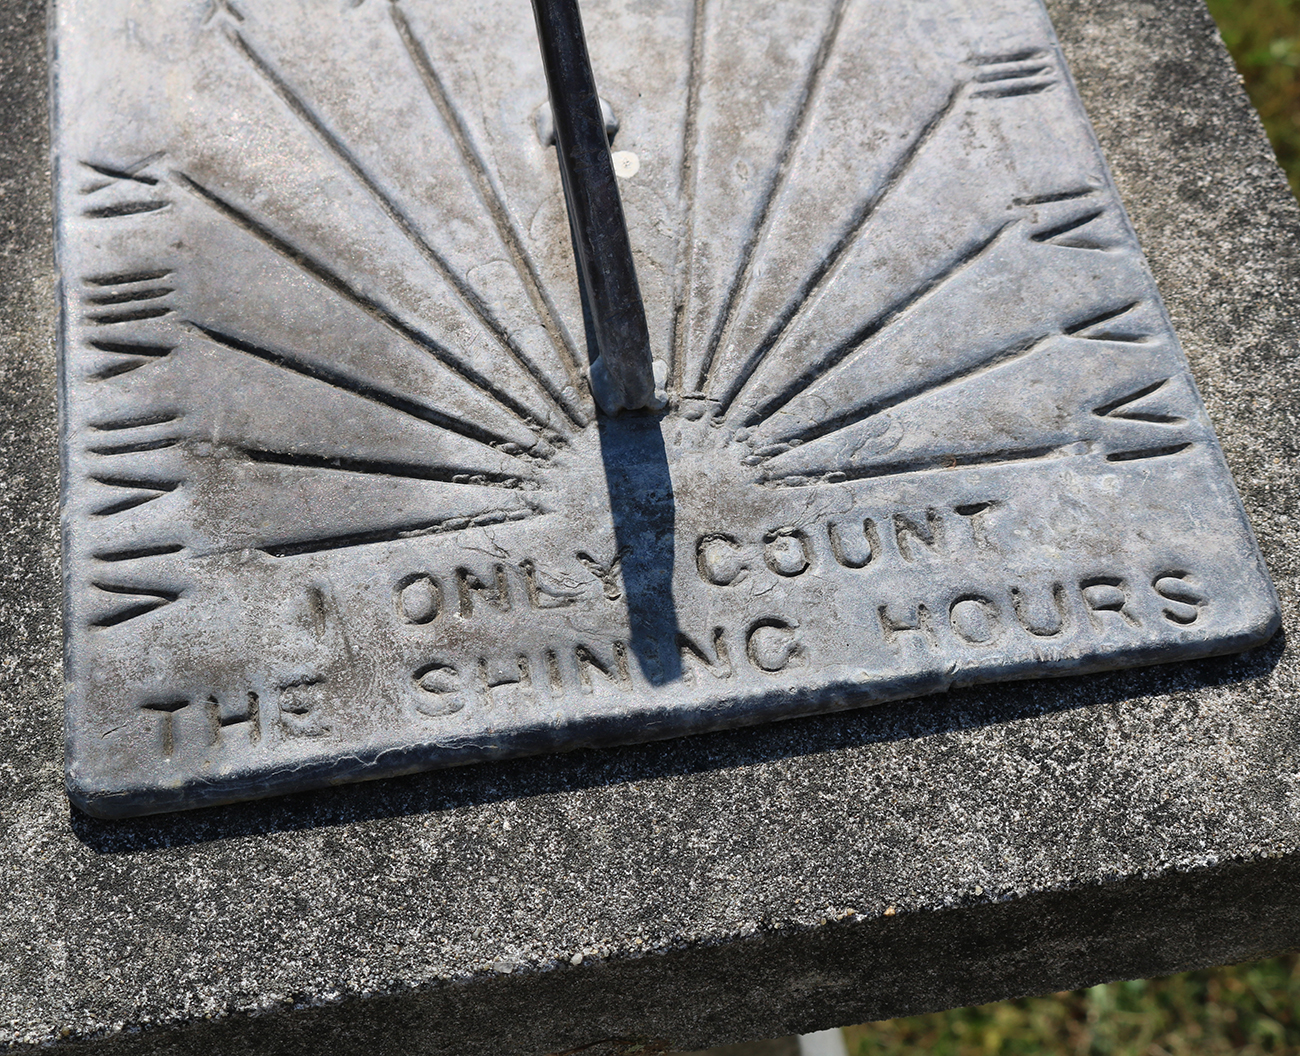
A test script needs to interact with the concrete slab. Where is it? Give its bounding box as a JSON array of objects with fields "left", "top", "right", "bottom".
[{"left": 3, "top": 0, "right": 1300, "bottom": 1052}]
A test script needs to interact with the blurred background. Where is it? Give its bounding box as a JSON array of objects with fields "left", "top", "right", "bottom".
[
  {"left": 1210, "top": 0, "right": 1300, "bottom": 197},
  {"left": 682, "top": 3, "right": 1300, "bottom": 1054}
]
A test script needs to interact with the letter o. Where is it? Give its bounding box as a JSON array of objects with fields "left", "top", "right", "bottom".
[
  {"left": 949, "top": 594, "right": 1003, "bottom": 645},
  {"left": 763, "top": 529, "right": 812, "bottom": 577},
  {"left": 395, "top": 573, "right": 443, "bottom": 625},
  {"left": 696, "top": 534, "right": 749, "bottom": 586},
  {"left": 412, "top": 662, "right": 464, "bottom": 717}
]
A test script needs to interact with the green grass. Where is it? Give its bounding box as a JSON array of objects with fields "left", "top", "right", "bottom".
[
  {"left": 1207, "top": 0, "right": 1300, "bottom": 196},
  {"left": 842, "top": 954, "right": 1300, "bottom": 1056}
]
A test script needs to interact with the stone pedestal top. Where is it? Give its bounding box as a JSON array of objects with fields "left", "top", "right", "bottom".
[{"left": 3, "top": 0, "right": 1300, "bottom": 1052}]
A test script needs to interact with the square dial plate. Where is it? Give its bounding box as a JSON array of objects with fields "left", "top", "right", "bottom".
[{"left": 55, "top": 0, "right": 1279, "bottom": 817}]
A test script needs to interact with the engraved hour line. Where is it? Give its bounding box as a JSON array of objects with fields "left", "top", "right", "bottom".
[
  {"left": 89, "top": 582, "right": 179, "bottom": 628},
  {"left": 968, "top": 48, "right": 1057, "bottom": 99},
  {"left": 86, "top": 339, "right": 175, "bottom": 381},
  {"left": 763, "top": 297, "right": 1149, "bottom": 451},
  {"left": 87, "top": 438, "right": 179, "bottom": 456},
  {"left": 80, "top": 154, "right": 164, "bottom": 195},
  {"left": 711, "top": 82, "right": 962, "bottom": 416},
  {"left": 239, "top": 447, "right": 531, "bottom": 489},
  {"left": 256, "top": 504, "right": 542, "bottom": 558},
  {"left": 92, "top": 543, "right": 185, "bottom": 563},
  {"left": 84, "top": 270, "right": 173, "bottom": 324},
  {"left": 89, "top": 413, "right": 179, "bottom": 432},
  {"left": 667, "top": 0, "right": 709, "bottom": 396},
  {"left": 190, "top": 323, "right": 525, "bottom": 456},
  {"left": 764, "top": 435, "right": 1197, "bottom": 486},
  {"left": 1012, "top": 188, "right": 1096, "bottom": 206},
  {"left": 175, "top": 174, "right": 554, "bottom": 445},
  {"left": 741, "top": 222, "right": 1013, "bottom": 431},
  {"left": 761, "top": 443, "right": 1071, "bottom": 487},
  {"left": 388, "top": 3, "right": 588, "bottom": 402},
  {"left": 1030, "top": 208, "right": 1104, "bottom": 244},
  {"left": 85, "top": 286, "right": 174, "bottom": 308},
  {"left": 86, "top": 269, "right": 171, "bottom": 286},
  {"left": 225, "top": 29, "right": 586, "bottom": 433},
  {"left": 1093, "top": 378, "right": 1187, "bottom": 424},
  {"left": 690, "top": 0, "right": 851, "bottom": 397},
  {"left": 89, "top": 476, "right": 181, "bottom": 517},
  {"left": 1064, "top": 301, "right": 1150, "bottom": 343},
  {"left": 82, "top": 201, "right": 170, "bottom": 220},
  {"left": 1105, "top": 442, "right": 1193, "bottom": 462}
]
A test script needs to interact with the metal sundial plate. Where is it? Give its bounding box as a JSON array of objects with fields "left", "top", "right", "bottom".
[{"left": 56, "top": 0, "right": 1279, "bottom": 818}]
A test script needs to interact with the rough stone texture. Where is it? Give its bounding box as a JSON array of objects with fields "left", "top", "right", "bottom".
[{"left": 2, "top": 0, "right": 1300, "bottom": 1052}]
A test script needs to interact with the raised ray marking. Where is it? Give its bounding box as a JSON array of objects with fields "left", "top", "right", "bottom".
[
  {"left": 970, "top": 80, "right": 1055, "bottom": 99},
  {"left": 713, "top": 83, "right": 964, "bottom": 416},
  {"left": 1065, "top": 301, "right": 1153, "bottom": 343},
  {"left": 86, "top": 306, "right": 171, "bottom": 326},
  {"left": 85, "top": 339, "right": 174, "bottom": 381},
  {"left": 691, "top": 0, "right": 852, "bottom": 396},
  {"left": 227, "top": 28, "right": 586, "bottom": 431},
  {"left": 973, "top": 63, "right": 1050, "bottom": 83},
  {"left": 202, "top": 0, "right": 245, "bottom": 25},
  {"left": 967, "top": 50, "right": 1056, "bottom": 98},
  {"left": 87, "top": 339, "right": 173, "bottom": 358},
  {"left": 740, "top": 222, "right": 1013, "bottom": 429},
  {"left": 79, "top": 152, "right": 166, "bottom": 195},
  {"left": 89, "top": 360, "right": 154, "bottom": 381},
  {"left": 175, "top": 173, "right": 555, "bottom": 443},
  {"left": 87, "top": 437, "right": 179, "bottom": 456},
  {"left": 191, "top": 322, "right": 530, "bottom": 457},
  {"left": 86, "top": 428, "right": 180, "bottom": 453},
  {"left": 766, "top": 331, "right": 1054, "bottom": 450},
  {"left": 81, "top": 163, "right": 159, "bottom": 188},
  {"left": 969, "top": 47, "right": 1048, "bottom": 65},
  {"left": 388, "top": 5, "right": 587, "bottom": 401},
  {"left": 667, "top": 0, "right": 709, "bottom": 396}
]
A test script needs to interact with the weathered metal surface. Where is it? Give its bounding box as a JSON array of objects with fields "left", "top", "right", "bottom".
[{"left": 55, "top": 0, "right": 1279, "bottom": 818}]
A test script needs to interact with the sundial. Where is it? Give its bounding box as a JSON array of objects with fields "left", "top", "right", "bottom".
[{"left": 55, "top": 0, "right": 1280, "bottom": 818}]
